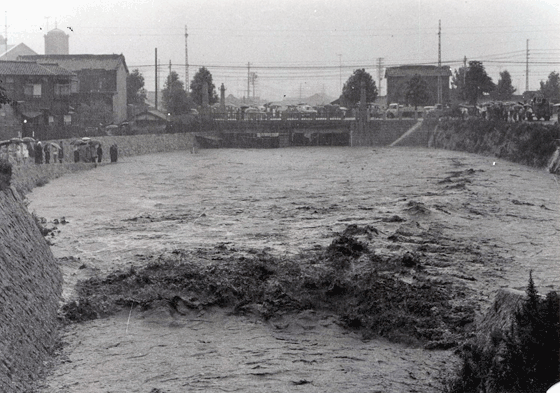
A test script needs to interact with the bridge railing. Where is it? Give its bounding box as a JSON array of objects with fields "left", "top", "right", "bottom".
[{"left": 209, "top": 112, "right": 348, "bottom": 122}]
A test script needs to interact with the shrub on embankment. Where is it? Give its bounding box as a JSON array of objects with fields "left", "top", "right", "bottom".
[
  {"left": 0, "top": 187, "right": 62, "bottom": 392},
  {"left": 444, "top": 274, "right": 560, "bottom": 393},
  {"left": 431, "top": 119, "right": 560, "bottom": 168}
]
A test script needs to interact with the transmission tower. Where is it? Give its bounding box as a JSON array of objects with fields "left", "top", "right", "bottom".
[
  {"left": 185, "top": 25, "right": 189, "bottom": 94},
  {"left": 437, "top": 19, "right": 442, "bottom": 105},
  {"left": 377, "top": 57, "right": 384, "bottom": 96},
  {"left": 526, "top": 39, "right": 529, "bottom": 92}
]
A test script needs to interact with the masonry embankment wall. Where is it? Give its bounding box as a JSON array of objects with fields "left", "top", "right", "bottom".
[
  {"left": 350, "top": 120, "right": 418, "bottom": 146},
  {"left": 0, "top": 187, "right": 63, "bottom": 393}
]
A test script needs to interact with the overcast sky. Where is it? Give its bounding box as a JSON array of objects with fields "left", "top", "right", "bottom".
[{"left": 4, "top": 0, "right": 560, "bottom": 101}]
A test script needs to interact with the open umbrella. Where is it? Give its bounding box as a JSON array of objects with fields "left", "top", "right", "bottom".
[
  {"left": 22, "top": 137, "right": 35, "bottom": 142},
  {"left": 10, "top": 137, "right": 23, "bottom": 143},
  {"left": 44, "top": 142, "right": 61, "bottom": 150},
  {"left": 70, "top": 139, "right": 88, "bottom": 146},
  {"left": 88, "top": 139, "right": 102, "bottom": 146},
  {"left": 0, "top": 140, "right": 11, "bottom": 147},
  {"left": 547, "top": 382, "right": 560, "bottom": 393}
]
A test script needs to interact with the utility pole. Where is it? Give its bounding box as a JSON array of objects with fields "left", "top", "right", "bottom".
[
  {"left": 437, "top": 19, "right": 442, "bottom": 105},
  {"left": 4, "top": 12, "right": 8, "bottom": 59},
  {"left": 247, "top": 62, "right": 251, "bottom": 103},
  {"left": 337, "top": 54, "right": 342, "bottom": 93},
  {"left": 155, "top": 48, "right": 158, "bottom": 111},
  {"left": 526, "top": 39, "right": 529, "bottom": 92},
  {"left": 252, "top": 73, "right": 257, "bottom": 100},
  {"left": 377, "top": 57, "right": 384, "bottom": 96},
  {"left": 169, "top": 60, "right": 172, "bottom": 78},
  {"left": 185, "top": 25, "right": 189, "bottom": 95}
]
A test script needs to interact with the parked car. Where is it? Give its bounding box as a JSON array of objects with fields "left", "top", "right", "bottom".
[{"left": 297, "top": 104, "right": 318, "bottom": 115}]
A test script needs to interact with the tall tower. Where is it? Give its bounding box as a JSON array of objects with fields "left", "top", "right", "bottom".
[
  {"left": 45, "top": 27, "right": 69, "bottom": 55},
  {"left": 437, "top": 20, "right": 442, "bottom": 105},
  {"left": 185, "top": 25, "right": 189, "bottom": 94}
]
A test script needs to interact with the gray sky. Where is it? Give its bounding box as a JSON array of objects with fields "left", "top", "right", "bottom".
[{"left": 5, "top": 0, "right": 560, "bottom": 101}]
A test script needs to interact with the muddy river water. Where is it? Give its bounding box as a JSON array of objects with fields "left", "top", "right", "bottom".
[{"left": 28, "top": 146, "right": 560, "bottom": 392}]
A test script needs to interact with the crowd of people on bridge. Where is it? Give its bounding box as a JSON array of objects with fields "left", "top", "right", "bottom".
[{"left": 0, "top": 137, "right": 118, "bottom": 166}]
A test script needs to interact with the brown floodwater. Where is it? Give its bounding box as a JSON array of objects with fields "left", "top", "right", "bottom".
[{"left": 27, "top": 146, "right": 560, "bottom": 392}]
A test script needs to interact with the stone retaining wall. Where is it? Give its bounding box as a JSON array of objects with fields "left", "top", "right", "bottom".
[
  {"left": 0, "top": 187, "right": 62, "bottom": 392},
  {"left": 350, "top": 120, "right": 418, "bottom": 146}
]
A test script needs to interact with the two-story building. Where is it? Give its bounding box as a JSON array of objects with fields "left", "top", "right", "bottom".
[
  {"left": 0, "top": 60, "right": 75, "bottom": 139},
  {"left": 385, "top": 65, "right": 452, "bottom": 106},
  {"left": 20, "top": 54, "right": 129, "bottom": 125}
]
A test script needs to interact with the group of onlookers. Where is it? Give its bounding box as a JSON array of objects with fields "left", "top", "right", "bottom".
[
  {"left": 0, "top": 140, "right": 64, "bottom": 166},
  {"left": 0, "top": 138, "right": 118, "bottom": 165}
]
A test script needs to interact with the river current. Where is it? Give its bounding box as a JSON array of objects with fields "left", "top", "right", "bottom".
[{"left": 28, "top": 146, "right": 560, "bottom": 392}]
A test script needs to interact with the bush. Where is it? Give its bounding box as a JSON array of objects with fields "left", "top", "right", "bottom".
[{"left": 445, "top": 272, "right": 560, "bottom": 393}]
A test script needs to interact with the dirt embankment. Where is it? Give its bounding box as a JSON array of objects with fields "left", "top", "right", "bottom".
[
  {"left": 0, "top": 187, "right": 62, "bottom": 393},
  {"left": 429, "top": 119, "right": 560, "bottom": 172}
]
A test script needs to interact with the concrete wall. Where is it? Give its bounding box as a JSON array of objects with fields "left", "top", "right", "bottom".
[
  {"left": 350, "top": 120, "right": 418, "bottom": 146},
  {"left": 391, "top": 119, "right": 437, "bottom": 147},
  {"left": 0, "top": 187, "right": 62, "bottom": 392}
]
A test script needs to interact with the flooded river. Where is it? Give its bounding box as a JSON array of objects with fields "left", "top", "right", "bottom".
[{"left": 28, "top": 146, "right": 560, "bottom": 392}]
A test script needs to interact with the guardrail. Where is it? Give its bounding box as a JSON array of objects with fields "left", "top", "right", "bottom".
[{"left": 210, "top": 112, "right": 347, "bottom": 122}]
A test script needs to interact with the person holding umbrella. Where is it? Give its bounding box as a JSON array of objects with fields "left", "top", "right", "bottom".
[
  {"left": 44, "top": 143, "right": 50, "bottom": 164},
  {"left": 59, "top": 141, "right": 64, "bottom": 163},
  {"left": 35, "top": 142, "right": 43, "bottom": 164},
  {"left": 97, "top": 144, "right": 103, "bottom": 163}
]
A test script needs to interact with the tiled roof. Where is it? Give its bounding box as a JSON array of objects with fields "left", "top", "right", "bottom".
[
  {"left": 385, "top": 65, "right": 452, "bottom": 78},
  {"left": 20, "top": 54, "right": 128, "bottom": 73},
  {"left": 39, "top": 63, "right": 76, "bottom": 76},
  {"left": 0, "top": 60, "right": 75, "bottom": 76}
]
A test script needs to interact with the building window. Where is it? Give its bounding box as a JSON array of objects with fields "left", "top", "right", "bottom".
[
  {"left": 71, "top": 78, "right": 79, "bottom": 93},
  {"left": 48, "top": 116, "right": 55, "bottom": 124},
  {"left": 63, "top": 114, "right": 72, "bottom": 125},
  {"left": 3, "top": 77, "right": 14, "bottom": 94},
  {"left": 24, "top": 84, "right": 42, "bottom": 98},
  {"left": 54, "top": 84, "right": 70, "bottom": 97}
]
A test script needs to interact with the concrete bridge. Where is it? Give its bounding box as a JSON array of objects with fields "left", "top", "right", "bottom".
[{"left": 194, "top": 115, "right": 423, "bottom": 149}]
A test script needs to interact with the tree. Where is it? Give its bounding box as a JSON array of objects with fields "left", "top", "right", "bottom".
[
  {"left": 491, "top": 70, "right": 516, "bottom": 101},
  {"left": 451, "top": 67, "right": 468, "bottom": 102},
  {"left": 340, "top": 69, "right": 378, "bottom": 107},
  {"left": 404, "top": 74, "right": 430, "bottom": 109},
  {"left": 127, "top": 69, "right": 147, "bottom": 105},
  {"left": 162, "top": 71, "right": 191, "bottom": 115},
  {"left": 189, "top": 67, "right": 218, "bottom": 107},
  {"left": 75, "top": 100, "right": 113, "bottom": 127},
  {"left": 464, "top": 61, "right": 495, "bottom": 105},
  {"left": 539, "top": 71, "right": 560, "bottom": 102}
]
